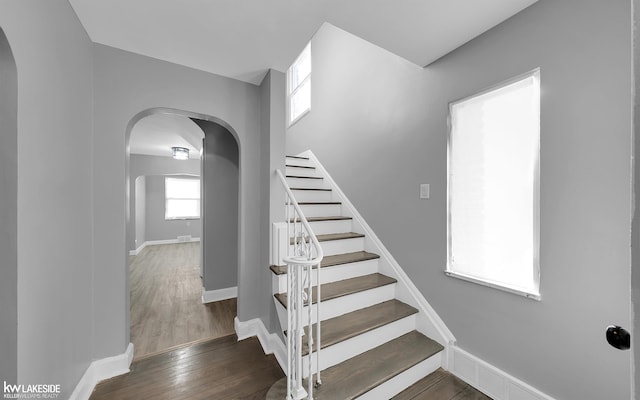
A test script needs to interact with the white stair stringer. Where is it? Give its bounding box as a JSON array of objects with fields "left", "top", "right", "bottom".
[{"left": 303, "top": 150, "right": 456, "bottom": 360}]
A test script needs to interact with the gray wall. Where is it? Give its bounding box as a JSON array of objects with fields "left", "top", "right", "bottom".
[
  {"left": 288, "top": 2, "right": 633, "bottom": 398},
  {"left": 135, "top": 176, "right": 146, "bottom": 248},
  {"left": 92, "top": 43, "right": 267, "bottom": 358},
  {"left": 633, "top": 0, "right": 640, "bottom": 397},
  {"left": 0, "top": 26, "right": 17, "bottom": 386},
  {"left": 260, "top": 70, "right": 287, "bottom": 334},
  {"left": 144, "top": 175, "right": 202, "bottom": 242},
  {"left": 129, "top": 154, "right": 201, "bottom": 250},
  {"left": 193, "top": 120, "right": 239, "bottom": 291},
  {"left": 0, "top": 1, "right": 95, "bottom": 397}
]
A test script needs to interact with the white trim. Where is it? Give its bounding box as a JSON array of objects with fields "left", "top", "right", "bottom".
[
  {"left": 304, "top": 150, "right": 456, "bottom": 349},
  {"left": 445, "top": 271, "right": 541, "bottom": 301},
  {"left": 234, "top": 317, "right": 286, "bottom": 372},
  {"left": 68, "top": 343, "right": 134, "bottom": 400},
  {"left": 450, "top": 345, "right": 556, "bottom": 400},
  {"left": 129, "top": 237, "right": 201, "bottom": 256},
  {"left": 201, "top": 286, "right": 238, "bottom": 303}
]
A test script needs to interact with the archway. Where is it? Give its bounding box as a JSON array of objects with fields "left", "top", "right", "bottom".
[
  {"left": 0, "top": 26, "right": 18, "bottom": 384},
  {"left": 125, "top": 108, "right": 240, "bottom": 357}
]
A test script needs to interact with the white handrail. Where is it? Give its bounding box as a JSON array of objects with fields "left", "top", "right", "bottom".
[{"left": 277, "top": 169, "right": 323, "bottom": 400}]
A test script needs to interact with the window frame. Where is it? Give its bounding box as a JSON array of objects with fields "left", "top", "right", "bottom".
[
  {"left": 287, "top": 43, "right": 311, "bottom": 127},
  {"left": 164, "top": 176, "right": 201, "bottom": 221},
  {"left": 445, "top": 68, "right": 541, "bottom": 300}
]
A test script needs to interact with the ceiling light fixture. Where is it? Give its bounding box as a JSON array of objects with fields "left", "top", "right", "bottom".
[{"left": 172, "top": 146, "right": 189, "bottom": 160}]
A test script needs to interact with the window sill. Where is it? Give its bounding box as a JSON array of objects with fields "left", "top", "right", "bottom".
[
  {"left": 288, "top": 108, "right": 310, "bottom": 128},
  {"left": 444, "top": 270, "right": 541, "bottom": 301},
  {"left": 165, "top": 217, "right": 200, "bottom": 221}
]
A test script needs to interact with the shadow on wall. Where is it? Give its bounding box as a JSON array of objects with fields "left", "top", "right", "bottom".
[
  {"left": 192, "top": 118, "right": 240, "bottom": 293},
  {"left": 0, "top": 26, "right": 18, "bottom": 385}
]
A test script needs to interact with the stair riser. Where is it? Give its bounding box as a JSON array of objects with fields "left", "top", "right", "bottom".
[
  {"left": 272, "top": 259, "right": 380, "bottom": 293},
  {"left": 290, "top": 219, "right": 353, "bottom": 235},
  {"left": 285, "top": 157, "right": 313, "bottom": 168},
  {"left": 355, "top": 353, "right": 443, "bottom": 400},
  {"left": 285, "top": 177, "right": 327, "bottom": 189},
  {"left": 290, "top": 204, "right": 342, "bottom": 217},
  {"left": 274, "top": 284, "right": 396, "bottom": 329},
  {"left": 288, "top": 236, "right": 364, "bottom": 256},
  {"left": 319, "top": 237, "right": 365, "bottom": 256},
  {"left": 290, "top": 190, "right": 333, "bottom": 203},
  {"left": 302, "top": 314, "right": 417, "bottom": 376},
  {"left": 312, "top": 284, "right": 396, "bottom": 324},
  {"left": 286, "top": 166, "right": 320, "bottom": 178}
]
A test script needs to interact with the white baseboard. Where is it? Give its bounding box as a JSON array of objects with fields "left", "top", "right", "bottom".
[
  {"left": 202, "top": 286, "right": 237, "bottom": 303},
  {"left": 449, "top": 345, "right": 556, "bottom": 400},
  {"left": 234, "top": 317, "right": 286, "bottom": 371},
  {"left": 129, "top": 237, "right": 201, "bottom": 256},
  {"left": 68, "top": 343, "right": 134, "bottom": 400}
]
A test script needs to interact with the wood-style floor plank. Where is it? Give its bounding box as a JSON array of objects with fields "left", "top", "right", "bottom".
[
  {"left": 90, "top": 335, "right": 284, "bottom": 400},
  {"left": 130, "top": 242, "right": 236, "bottom": 359}
]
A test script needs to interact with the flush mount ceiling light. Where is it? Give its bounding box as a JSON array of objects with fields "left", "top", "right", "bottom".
[{"left": 172, "top": 146, "right": 189, "bottom": 160}]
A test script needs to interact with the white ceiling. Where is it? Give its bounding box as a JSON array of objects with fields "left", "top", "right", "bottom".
[
  {"left": 69, "top": 0, "right": 538, "bottom": 85},
  {"left": 130, "top": 113, "right": 204, "bottom": 159}
]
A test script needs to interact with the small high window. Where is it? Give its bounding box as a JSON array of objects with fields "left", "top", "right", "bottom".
[
  {"left": 165, "top": 177, "right": 200, "bottom": 220},
  {"left": 446, "top": 69, "right": 541, "bottom": 299},
  {"left": 287, "top": 43, "right": 311, "bottom": 125}
]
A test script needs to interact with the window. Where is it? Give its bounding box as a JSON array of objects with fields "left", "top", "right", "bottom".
[
  {"left": 165, "top": 177, "right": 200, "bottom": 220},
  {"left": 287, "top": 43, "right": 311, "bottom": 125},
  {"left": 446, "top": 69, "right": 541, "bottom": 299}
]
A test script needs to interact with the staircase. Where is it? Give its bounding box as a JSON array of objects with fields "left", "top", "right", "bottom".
[{"left": 267, "top": 153, "right": 452, "bottom": 399}]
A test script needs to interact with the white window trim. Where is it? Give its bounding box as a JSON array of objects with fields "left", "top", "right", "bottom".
[
  {"left": 287, "top": 43, "right": 311, "bottom": 127},
  {"left": 445, "top": 68, "right": 541, "bottom": 301}
]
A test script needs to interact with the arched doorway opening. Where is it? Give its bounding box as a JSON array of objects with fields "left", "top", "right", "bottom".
[{"left": 125, "top": 108, "right": 240, "bottom": 358}]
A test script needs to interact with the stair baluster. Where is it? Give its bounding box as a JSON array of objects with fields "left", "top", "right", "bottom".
[{"left": 278, "top": 169, "right": 323, "bottom": 400}]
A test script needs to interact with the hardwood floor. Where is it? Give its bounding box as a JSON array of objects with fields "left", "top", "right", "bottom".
[
  {"left": 90, "top": 335, "right": 284, "bottom": 400},
  {"left": 130, "top": 242, "right": 236, "bottom": 359}
]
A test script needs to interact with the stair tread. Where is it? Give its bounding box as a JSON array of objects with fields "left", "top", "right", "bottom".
[
  {"left": 266, "top": 331, "right": 444, "bottom": 400},
  {"left": 290, "top": 187, "right": 332, "bottom": 191},
  {"left": 286, "top": 175, "right": 323, "bottom": 179},
  {"left": 288, "top": 215, "right": 351, "bottom": 223},
  {"left": 289, "top": 232, "right": 364, "bottom": 245},
  {"left": 317, "top": 232, "right": 364, "bottom": 241},
  {"left": 297, "top": 201, "right": 341, "bottom": 205},
  {"left": 286, "top": 155, "right": 309, "bottom": 160},
  {"left": 312, "top": 331, "right": 444, "bottom": 400},
  {"left": 301, "top": 299, "right": 418, "bottom": 355},
  {"left": 314, "top": 331, "right": 443, "bottom": 400},
  {"left": 274, "top": 273, "right": 396, "bottom": 308},
  {"left": 270, "top": 251, "right": 380, "bottom": 275},
  {"left": 286, "top": 164, "right": 316, "bottom": 169}
]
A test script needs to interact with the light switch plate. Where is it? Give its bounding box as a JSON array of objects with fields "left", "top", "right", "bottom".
[{"left": 420, "top": 184, "right": 430, "bottom": 199}]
